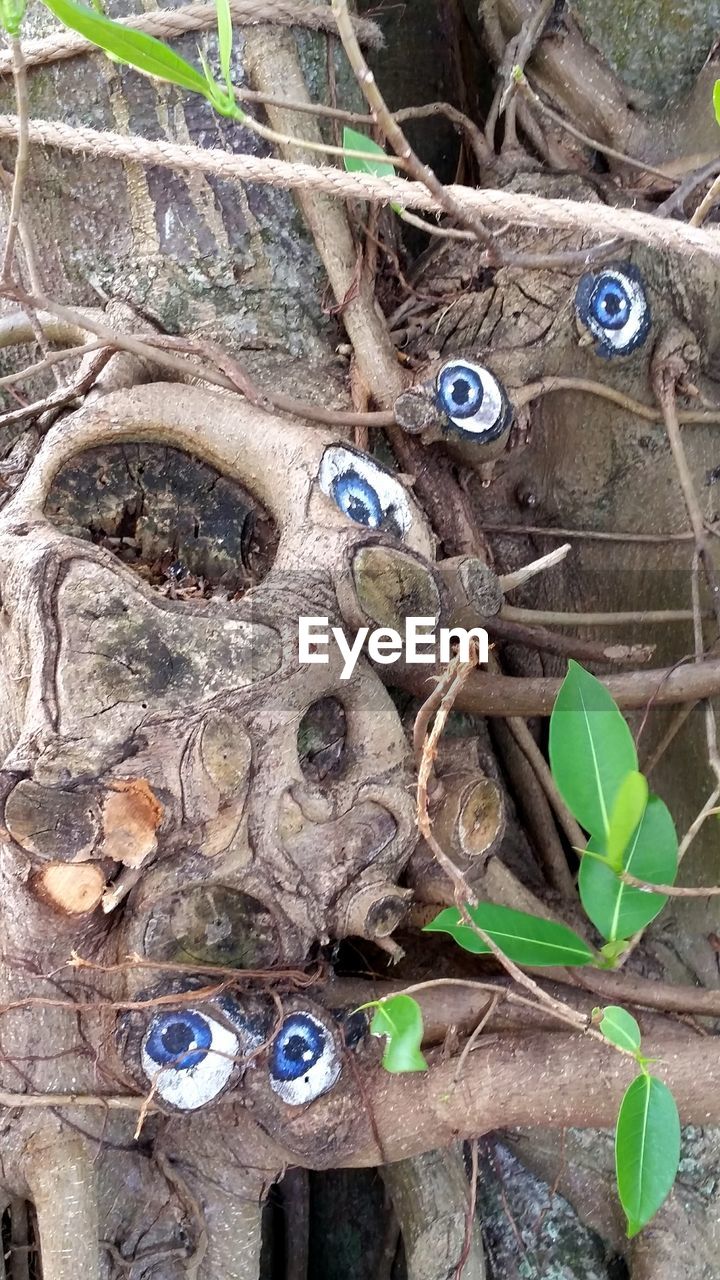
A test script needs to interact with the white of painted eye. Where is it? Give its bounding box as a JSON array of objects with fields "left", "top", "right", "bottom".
[
  {"left": 268, "top": 1011, "right": 341, "bottom": 1106},
  {"left": 575, "top": 266, "right": 651, "bottom": 357},
  {"left": 318, "top": 446, "right": 412, "bottom": 538},
  {"left": 141, "top": 1008, "right": 239, "bottom": 1111},
  {"left": 435, "top": 360, "right": 510, "bottom": 440}
]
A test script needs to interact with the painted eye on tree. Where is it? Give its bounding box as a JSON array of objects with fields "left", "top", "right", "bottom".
[
  {"left": 435, "top": 360, "right": 511, "bottom": 440},
  {"left": 268, "top": 1011, "right": 341, "bottom": 1106},
  {"left": 575, "top": 265, "right": 651, "bottom": 357},
  {"left": 141, "top": 1009, "right": 239, "bottom": 1110},
  {"left": 319, "top": 446, "right": 412, "bottom": 538}
]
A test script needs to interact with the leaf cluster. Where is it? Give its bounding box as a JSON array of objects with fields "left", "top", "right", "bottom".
[{"left": 372, "top": 662, "right": 683, "bottom": 1236}]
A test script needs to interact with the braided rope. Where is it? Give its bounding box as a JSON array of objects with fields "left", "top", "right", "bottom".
[
  {"left": 0, "top": 113, "right": 718, "bottom": 262},
  {"left": 0, "top": 0, "right": 383, "bottom": 76}
]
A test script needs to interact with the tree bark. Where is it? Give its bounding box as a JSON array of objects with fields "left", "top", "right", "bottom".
[
  {"left": 336, "top": 1032, "right": 720, "bottom": 1168},
  {"left": 382, "top": 1146, "right": 486, "bottom": 1280},
  {"left": 24, "top": 1133, "right": 100, "bottom": 1280},
  {"left": 0, "top": 1, "right": 719, "bottom": 1276}
]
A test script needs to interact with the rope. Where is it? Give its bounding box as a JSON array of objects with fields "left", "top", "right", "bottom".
[
  {"left": 0, "top": 0, "right": 383, "bottom": 76},
  {"left": 1, "top": 113, "right": 718, "bottom": 262}
]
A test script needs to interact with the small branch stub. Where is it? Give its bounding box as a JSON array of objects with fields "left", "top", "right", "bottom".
[
  {"left": 332, "top": 878, "right": 413, "bottom": 940},
  {"left": 499, "top": 544, "right": 572, "bottom": 593},
  {"left": 32, "top": 862, "right": 106, "bottom": 915},
  {"left": 432, "top": 774, "right": 505, "bottom": 864},
  {"left": 100, "top": 778, "right": 163, "bottom": 867}
]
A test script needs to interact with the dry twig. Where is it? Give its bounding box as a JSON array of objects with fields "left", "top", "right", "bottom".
[
  {"left": 690, "top": 171, "right": 720, "bottom": 227},
  {"left": 485, "top": 522, "right": 694, "bottom": 545},
  {"left": 1, "top": 39, "right": 29, "bottom": 283},
  {"left": 503, "top": 604, "right": 696, "bottom": 628},
  {"left": 505, "top": 716, "right": 584, "bottom": 866},
  {"left": 453, "top": 996, "right": 500, "bottom": 1082},
  {"left": 0, "top": 346, "right": 114, "bottom": 426},
  {"left": 396, "top": 654, "right": 720, "bottom": 718},
  {"left": 330, "top": 0, "right": 504, "bottom": 258},
  {"left": 489, "top": 612, "right": 653, "bottom": 665},
  {"left": 414, "top": 650, "right": 593, "bottom": 1033},
  {"left": 653, "top": 365, "right": 720, "bottom": 632},
  {"left": 516, "top": 76, "right": 676, "bottom": 184},
  {"left": 499, "top": 543, "right": 571, "bottom": 592}
]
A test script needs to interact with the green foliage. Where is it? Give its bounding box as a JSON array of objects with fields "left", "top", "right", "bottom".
[
  {"left": 424, "top": 902, "right": 594, "bottom": 967},
  {"left": 549, "top": 660, "right": 637, "bottom": 841},
  {"left": 581, "top": 794, "right": 676, "bottom": 941},
  {"left": 616, "top": 1073, "right": 680, "bottom": 1237},
  {"left": 598, "top": 939, "right": 630, "bottom": 966},
  {"left": 342, "top": 128, "right": 403, "bottom": 214},
  {"left": 605, "top": 771, "right": 647, "bottom": 873},
  {"left": 548, "top": 664, "right": 682, "bottom": 1235},
  {"left": 41, "top": 0, "right": 243, "bottom": 118},
  {"left": 714, "top": 79, "right": 720, "bottom": 127},
  {"left": 593, "top": 1007, "right": 679, "bottom": 1234},
  {"left": 421, "top": 663, "right": 684, "bottom": 1238},
  {"left": 596, "top": 1005, "right": 641, "bottom": 1056},
  {"left": 550, "top": 661, "right": 677, "bottom": 943},
  {"left": 342, "top": 127, "right": 395, "bottom": 178},
  {"left": 0, "top": 0, "right": 26, "bottom": 36},
  {"left": 365, "top": 995, "right": 428, "bottom": 1073},
  {"left": 215, "top": 0, "right": 234, "bottom": 95},
  {"left": 43, "top": 0, "right": 209, "bottom": 93}
]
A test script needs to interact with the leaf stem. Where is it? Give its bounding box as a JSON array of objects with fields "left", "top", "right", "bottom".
[{"left": 620, "top": 871, "right": 720, "bottom": 897}]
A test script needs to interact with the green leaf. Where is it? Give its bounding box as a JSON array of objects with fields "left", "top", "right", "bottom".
[
  {"left": 616, "top": 1073, "right": 680, "bottom": 1237},
  {"left": 580, "top": 794, "right": 677, "bottom": 941},
  {"left": 599, "top": 939, "right": 630, "bottom": 967},
  {"left": 714, "top": 79, "right": 720, "bottom": 127},
  {"left": 369, "top": 995, "right": 428, "bottom": 1073},
  {"left": 606, "top": 771, "right": 648, "bottom": 872},
  {"left": 196, "top": 44, "right": 236, "bottom": 117},
  {"left": 343, "top": 126, "right": 396, "bottom": 178},
  {"left": 342, "top": 128, "right": 404, "bottom": 215},
  {"left": 549, "top": 661, "right": 637, "bottom": 841},
  {"left": 41, "top": 0, "right": 211, "bottom": 96},
  {"left": 598, "top": 1005, "right": 641, "bottom": 1055},
  {"left": 424, "top": 902, "right": 594, "bottom": 967},
  {"left": 215, "top": 0, "right": 233, "bottom": 93},
  {"left": 0, "top": 0, "right": 26, "bottom": 35}
]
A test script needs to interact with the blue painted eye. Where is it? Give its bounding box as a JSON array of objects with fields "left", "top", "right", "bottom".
[
  {"left": 591, "top": 279, "right": 630, "bottom": 329},
  {"left": 435, "top": 360, "right": 510, "bottom": 441},
  {"left": 575, "top": 264, "right": 650, "bottom": 357},
  {"left": 145, "top": 1010, "right": 211, "bottom": 1069},
  {"left": 269, "top": 1011, "right": 341, "bottom": 1106},
  {"left": 319, "top": 446, "right": 413, "bottom": 539},
  {"left": 141, "top": 1008, "right": 239, "bottom": 1110},
  {"left": 438, "top": 363, "right": 483, "bottom": 419},
  {"left": 331, "top": 470, "right": 384, "bottom": 527}
]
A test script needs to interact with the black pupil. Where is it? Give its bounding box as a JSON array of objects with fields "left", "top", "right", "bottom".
[
  {"left": 162, "top": 1022, "right": 194, "bottom": 1055},
  {"left": 285, "top": 1033, "right": 308, "bottom": 1064},
  {"left": 452, "top": 377, "right": 471, "bottom": 406},
  {"left": 605, "top": 291, "right": 622, "bottom": 316}
]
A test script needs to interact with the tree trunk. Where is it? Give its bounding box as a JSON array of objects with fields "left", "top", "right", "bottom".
[{"left": 0, "top": 1, "right": 719, "bottom": 1277}]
